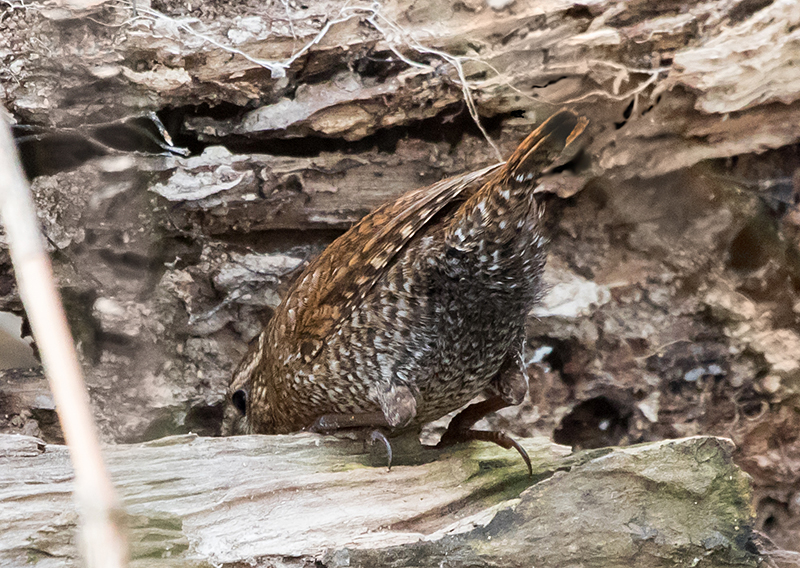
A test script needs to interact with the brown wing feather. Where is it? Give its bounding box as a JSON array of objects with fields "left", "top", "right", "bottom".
[
  {"left": 280, "top": 163, "right": 503, "bottom": 345},
  {"left": 277, "top": 109, "right": 587, "bottom": 356}
]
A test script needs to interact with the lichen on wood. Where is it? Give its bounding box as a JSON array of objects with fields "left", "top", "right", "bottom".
[{"left": 0, "top": 433, "right": 758, "bottom": 567}]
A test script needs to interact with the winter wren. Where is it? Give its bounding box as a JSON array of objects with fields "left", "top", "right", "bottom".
[{"left": 225, "top": 110, "right": 588, "bottom": 471}]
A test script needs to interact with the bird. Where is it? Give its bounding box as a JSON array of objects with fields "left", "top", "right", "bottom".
[{"left": 224, "top": 109, "right": 588, "bottom": 473}]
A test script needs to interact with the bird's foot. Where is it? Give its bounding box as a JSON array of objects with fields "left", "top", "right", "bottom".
[
  {"left": 369, "top": 429, "right": 393, "bottom": 471},
  {"left": 307, "top": 412, "right": 397, "bottom": 470},
  {"left": 309, "top": 411, "right": 389, "bottom": 432},
  {"left": 436, "top": 396, "right": 532, "bottom": 476},
  {"left": 436, "top": 427, "right": 532, "bottom": 476}
]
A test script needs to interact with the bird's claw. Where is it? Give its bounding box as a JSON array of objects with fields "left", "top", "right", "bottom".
[
  {"left": 369, "top": 429, "right": 393, "bottom": 471},
  {"left": 437, "top": 428, "right": 532, "bottom": 477}
]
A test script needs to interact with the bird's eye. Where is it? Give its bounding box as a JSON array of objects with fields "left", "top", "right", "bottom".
[{"left": 232, "top": 389, "right": 247, "bottom": 415}]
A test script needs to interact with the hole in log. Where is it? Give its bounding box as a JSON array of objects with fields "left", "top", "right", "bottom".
[
  {"left": 728, "top": 222, "right": 771, "bottom": 271},
  {"left": 553, "top": 396, "right": 631, "bottom": 449}
]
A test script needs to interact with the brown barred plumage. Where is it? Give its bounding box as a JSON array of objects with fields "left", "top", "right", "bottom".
[{"left": 224, "top": 110, "right": 588, "bottom": 467}]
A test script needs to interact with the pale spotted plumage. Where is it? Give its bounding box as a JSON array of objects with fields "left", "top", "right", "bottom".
[{"left": 227, "top": 110, "right": 588, "bottom": 436}]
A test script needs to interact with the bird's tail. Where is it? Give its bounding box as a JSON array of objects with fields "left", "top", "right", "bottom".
[
  {"left": 502, "top": 109, "right": 587, "bottom": 184},
  {"left": 444, "top": 109, "right": 588, "bottom": 258}
]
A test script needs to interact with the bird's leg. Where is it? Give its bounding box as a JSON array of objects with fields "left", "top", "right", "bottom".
[
  {"left": 309, "top": 411, "right": 391, "bottom": 432},
  {"left": 437, "top": 355, "right": 532, "bottom": 475},
  {"left": 308, "top": 412, "right": 394, "bottom": 469},
  {"left": 308, "top": 383, "right": 418, "bottom": 470},
  {"left": 436, "top": 396, "right": 532, "bottom": 476}
]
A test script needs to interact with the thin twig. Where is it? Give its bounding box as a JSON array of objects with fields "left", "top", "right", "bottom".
[
  {"left": 0, "top": 117, "right": 128, "bottom": 567},
  {"left": 124, "top": 2, "right": 376, "bottom": 79},
  {"left": 114, "top": 0, "right": 504, "bottom": 157},
  {"left": 365, "top": 6, "right": 504, "bottom": 160},
  {"left": 279, "top": 0, "right": 298, "bottom": 44}
]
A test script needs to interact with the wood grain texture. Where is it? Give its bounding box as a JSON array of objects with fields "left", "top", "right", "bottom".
[{"left": 0, "top": 434, "right": 757, "bottom": 567}]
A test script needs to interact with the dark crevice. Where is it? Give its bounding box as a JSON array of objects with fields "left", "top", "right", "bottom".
[
  {"left": 535, "top": 338, "right": 583, "bottom": 385},
  {"left": 604, "top": 1, "right": 688, "bottom": 28},
  {"left": 139, "top": 401, "right": 226, "bottom": 441},
  {"left": 15, "top": 101, "right": 520, "bottom": 180},
  {"left": 96, "top": 331, "right": 139, "bottom": 355},
  {"left": 92, "top": 117, "right": 175, "bottom": 153},
  {"left": 97, "top": 249, "right": 163, "bottom": 272},
  {"left": 208, "top": 228, "right": 343, "bottom": 255},
  {"left": 728, "top": 0, "right": 775, "bottom": 23},
  {"left": 756, "top": 497, "right": 788, "bottom": 537},
  {"left": 294, "top": 57, "right": 349, "bottom": 86},
  {"left": 548, "top": 148, "right": 591, "bottom": 176},
  {"left": 13, "top": 115, "right": 184, "bottom": 179},
  {"left": 299, "top": 44, "right": 418, "bottom": 84},
  {"left": 553, "top": 396, "right": 631, "bottom": 449},
  {"left": 15, "top": 130, "right": 107, "bottom": 179},
  {"left": 59, "top": 287, "right": 102, "bottom": 364},
  {"left": 727, "top": 220, "right": 774, "bottom": 272},
  {"left": 614, "top": 99, "right": 635, "bottom": 129},
  {"left": 185, "top": 401, "right": 225, "bottom": 437},
  {"left": 531, "top": 76, "right": 568, "bottom": 90},
  {"left": 351, "top": 51, "right": 410, "bottom": 82},
  {"left": 167, "top": 102, "right": 511, "bottom": 158},
  {"left": 563, "top": 4, "right": 595, "bottom": 20}
]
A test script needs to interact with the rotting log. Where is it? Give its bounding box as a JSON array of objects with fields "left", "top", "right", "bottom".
[
  {"left": 1, "top": 0, "right": 798, "bottom": 451},
  {"left": 3, "top": 0, "right": 800, "bottom": 554},
  {"left": 3, "top": 0, "right": 800, "bottom": 181},
  {"left": 0, "top": 434, "right": 758, "bottom": 567}
]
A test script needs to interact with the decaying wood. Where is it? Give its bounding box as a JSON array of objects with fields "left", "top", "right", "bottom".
[
  {"left": 2, "top": 0, "right": 800, "bottom": 556},
  {"left": 3, "top": 0, "right": 800, "bottom": 184},
  {"left": 0, "top": 433, "right": 759, "bottom": 567},
  {"left": 0, "top": 0, "right": 797, "bottom": 440}
]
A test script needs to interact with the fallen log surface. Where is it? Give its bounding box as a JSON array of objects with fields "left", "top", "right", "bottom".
[
  {"left": 3, "top": 0, "right": 800, "bottom": 557},
  {"left": 0, "top": 433, "right": 757, "bottom": 567}
]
